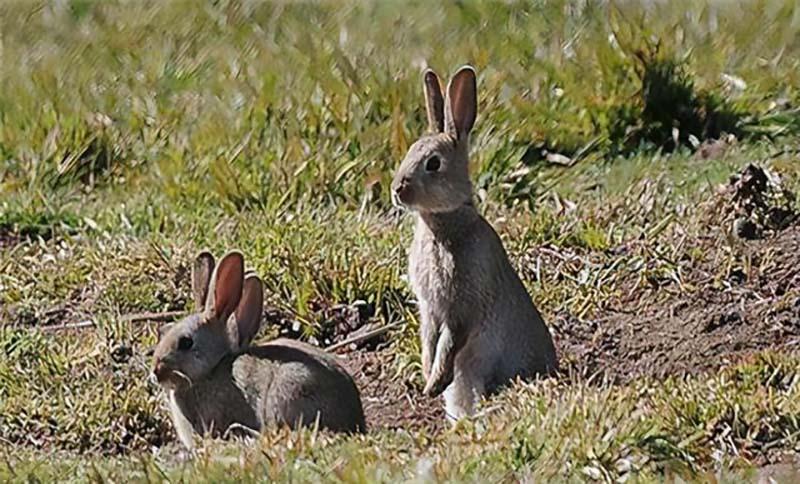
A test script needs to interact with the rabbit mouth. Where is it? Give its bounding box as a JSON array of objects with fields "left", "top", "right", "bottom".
[
  {"left": 392, "top": 185, "right": 419, "bottom": 211},
  {"left": 391, "top": 190, "right": 407, "bottom": 209},
  {"left": 153, "top": 366, "right": 193, "bottom": 389}
]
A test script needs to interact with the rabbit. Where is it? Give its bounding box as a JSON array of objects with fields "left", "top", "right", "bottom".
[
  {"left": 152, "top": 250, "right": 366, "bottom": 449},
  {"left": 390, "top": 65, "right": 558, "bottom": 421}
]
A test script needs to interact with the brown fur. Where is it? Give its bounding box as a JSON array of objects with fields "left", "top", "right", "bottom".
[
  {"left": 152, "top": 251, "right": 366, "bottom": 448},
  {"left": 391, "top": 66, "right": 558, "bottom": 421}
]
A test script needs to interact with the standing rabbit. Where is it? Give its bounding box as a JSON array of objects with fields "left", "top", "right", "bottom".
[
  {"left": 152, "top": 250, "right": 366, "bottom": 449},
  {"left": 391, "top": 66, "right": 558, "bottom": 421}
]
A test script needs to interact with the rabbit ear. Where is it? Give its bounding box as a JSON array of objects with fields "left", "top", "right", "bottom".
[
  {"left": 192, "top": 251, "right": 215, "bottom": 311},
  {"left": 231, "top": 274, "right": 264, "bottom": 350},
  {"left": 204, "top": 251, "right": 244, "bottom": 324},
  {"left": 444, "top": 65, "right": 477, "bottom": 141},
  {"left": 423, "top": 69, "right": 445, "bottom": 133}
]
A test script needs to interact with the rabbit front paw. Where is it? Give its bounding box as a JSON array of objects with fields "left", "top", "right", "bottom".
[{"left": 423, "top": 368, "right": 453, "bottom": 397}]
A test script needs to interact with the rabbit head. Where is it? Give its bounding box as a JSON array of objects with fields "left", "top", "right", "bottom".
[
  {"left": 152, "top": 250, "right": 264, "bottom": 390},
  {"left": 391, "top": 65, "right": 477, "bottom": 213}
]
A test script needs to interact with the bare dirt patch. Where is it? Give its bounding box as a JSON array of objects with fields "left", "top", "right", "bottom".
[
  {"left": 556, "top": 165, "right": 800, "bottom": 381},
  {"left": 339, "top": 347, "right": 445, "bottom": 434}
]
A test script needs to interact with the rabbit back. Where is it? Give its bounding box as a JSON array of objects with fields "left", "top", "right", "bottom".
[
  {"left": 236, "top": 338, "right": 367, "bottom": 434},
  {"left": 170, "top": 338, "right": 366, "bottom": 444}
]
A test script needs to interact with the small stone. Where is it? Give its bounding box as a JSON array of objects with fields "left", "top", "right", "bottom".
[
  {"left": 728, "top": 268, "right": 747, "bottom": 284},
  {"left": 545, "top": 152, "right": 573, "bottom": 166},
  {"left": 582, "top": 465, "right": 602, "bottom": 480},
  {"left": 733, "top": 217, "right": 759, "bottom": 240},
  {"left": 111, "top": 344, "right": 133, "bottom": 364},
  {"left": 615, "top": 457, "right": 632, "bottom": 474}
]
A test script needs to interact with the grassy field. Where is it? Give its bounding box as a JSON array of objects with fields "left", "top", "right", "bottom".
[{"left": 2, "top": 0, "right": 800, "bottom": 482}]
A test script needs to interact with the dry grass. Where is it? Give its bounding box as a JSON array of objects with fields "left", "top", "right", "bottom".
[{"left": 2, "top": 1, "right": 800, "bottom": 481}]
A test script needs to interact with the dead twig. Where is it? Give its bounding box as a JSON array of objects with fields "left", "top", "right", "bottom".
[
  {"left": 120, "top": 310, "right": 187, "bottom": 322},
  {"left": 327, "top": 322, "right": 404, "bottom": 353},
  {"left": 39, "top": 310, "right": 187, "bottom": 332}
]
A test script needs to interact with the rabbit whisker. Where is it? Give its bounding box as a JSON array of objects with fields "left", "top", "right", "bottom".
[{"left": 173, "top": 370, "right": 193, "bottom": 387}]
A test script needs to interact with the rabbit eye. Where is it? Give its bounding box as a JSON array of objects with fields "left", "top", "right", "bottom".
[
  {"left": 177, "top": 336, "right": 193, "bottom": 351},
  {"left": 425, "top": 155, "right": 441, "bottom": 172}
]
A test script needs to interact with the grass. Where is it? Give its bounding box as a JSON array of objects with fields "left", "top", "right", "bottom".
[
  {"left": 1, "top": 0, "right": 800, "bottom": 481},
  {"left": 4, "top": 353, "right": 800, "bottom": 482}
]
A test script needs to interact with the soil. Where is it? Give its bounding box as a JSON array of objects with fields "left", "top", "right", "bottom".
[
  {"left": 555, "top": 223, "right": 800, "bottom": 382},
  {"left": 339, "top": 347, "right": 445, "bottom": 434},
  {"left": 554, "top": 164, "right": 800, "bottom": 382},
  {"left": 267, "top": 298, "right": 387, "bottom": 350}
]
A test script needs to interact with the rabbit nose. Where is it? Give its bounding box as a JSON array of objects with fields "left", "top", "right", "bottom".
[
  {"left": 391, "top": 181, "right": 408, "bottom": 208},
  {"left": 152, "top": 360, "right": 167, "bottom": 381},
  {"left": 392, "top": 178, "right": 409, "bottom": 196}
]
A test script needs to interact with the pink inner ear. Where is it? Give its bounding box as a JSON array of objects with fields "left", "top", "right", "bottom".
[
  {"left": 448, "top": 68, "right": 477, "bottom": 138},
  {"left": 213, "top": 254, "right": 244, "bottom": 320}
]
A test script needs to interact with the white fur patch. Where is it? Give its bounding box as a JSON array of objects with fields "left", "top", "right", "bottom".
[{"left": 168, "top": 390, "right": 195, "bottom": 450}]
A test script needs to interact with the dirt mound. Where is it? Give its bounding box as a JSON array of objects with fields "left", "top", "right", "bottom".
[
  {"left": 726, "top": 164, "right": 796, "bottom": 239},
  {"left": 339, "top": 348, "right": 445, "bottom": 433},
  {"left": 556, "top": 166, "right": 800, "bottom": 381}
]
